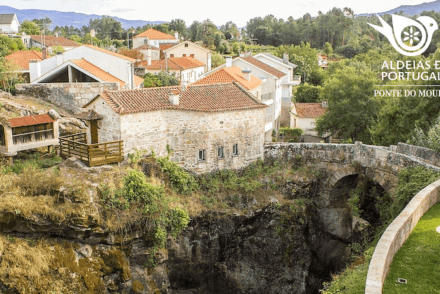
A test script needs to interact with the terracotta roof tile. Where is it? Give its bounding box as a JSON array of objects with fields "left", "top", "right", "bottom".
[
  {"left": 8, "top": 113, "right": 55, "bottom": 128},
  {"left": 86, "top": 82, "right": 266, "bottom": 114},
  {"left": 75, "top": 109, "right": 103, "bottom": 121},
  {"left": 30, "top": 35, "right": 80, "bottom": 47},
  {"left": 159, "top": 43, "right": 178, "bottom": 51},
  {"left": 84, "top": 45, "right": 136, "bottom": 62},
  {"left": 134, "top": 75, "right": 144, "bottom": 87},
  {"left": 71, "top": 59, "right": 125, "bottom": 87},
  {"left": 6, "top": 50, "right": 42, "bottom": 70},
  {"left": 133, "top": 29, "right": 177, "bottom": 40},
  {"left": 194, "top": 66, "right": 262, "bottom": 90},
  {"left": 294, "top": 103, "right": 327, "bottom": 118},
  {"left": 241, "top": 56, "right": 286, "bottom": 78},
  {"left": 141, "top": 56, "right": 204, "bottom": 70},
  {"left": 134, "top": 44, "right": 159, "bottom": 51}
]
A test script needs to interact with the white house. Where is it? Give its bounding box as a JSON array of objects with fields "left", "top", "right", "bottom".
[
  {"left": 140, "top": 56, "right": 205, "bottom": 85},
  {"left": 0, "top": 14, "right": 20, "bottom": 34},
  {"left": 318, "top": 54, "right": 329, "bottom": 69},
  {"left": 290, "top": 101, "right": 328, "bottom": 137},
  {"left": 132, "top": 28, "right": 178, "bottom": 49},
  {"left": 29, "top": 45, "right": 143, "bottom": 90},
  {"left": 200, "top": 55, "right": 286, "bottom": 141}
]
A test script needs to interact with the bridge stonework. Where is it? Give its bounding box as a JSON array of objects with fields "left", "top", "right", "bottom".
[{"left": 264, "top": 142, "right": 440, "bottom": 241}]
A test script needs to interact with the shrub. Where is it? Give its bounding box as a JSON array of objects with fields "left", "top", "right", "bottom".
[
  {"left": 121, "top": 170, "right": 164, "bottom": 211},
  {"left": 156, "top": 156, "right": 199, "bottom": 195},
  {"left": 168, "top": 207, "right": 190, "bottom": 238}
]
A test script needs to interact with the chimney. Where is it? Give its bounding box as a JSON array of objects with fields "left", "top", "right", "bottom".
[
  {"left": 54, "top": 32, "right": 58, "bottom": 38},
  {"left": 225, "top": 56, "right": 232, "bottom": 68},
  {"left": 42, "top": 48, "right": 47, "bottom": 60},
  {"left": 174, "top": 32, "right": 179, "bottom": 40},
  {"left": 322, "top": 100, "right": 328, "bottom": 108},
  {"left": 242, "top": 68, "right": 251, "bottom": 82},
  {"left": 283, "top": 53, "right": 289, "bottom": 64},
  {"left": 56, "top": 51, "right": 63, "bottom": 66},
  {"left": 169, "top": 90, "right": 180, "bottom": 105},
  {"left": 29, "top": 59, "right": 42, "bottom": 81},
  {"left": 146, "top": 48, "right": 152, "bottom": 66}
]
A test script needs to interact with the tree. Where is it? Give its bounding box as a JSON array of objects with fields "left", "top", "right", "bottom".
[
  {"left": 69, "top": 35, "right": 82, "bottom": 43},
  {"left": 189, "top": 21, "right": 203, "bottom": 41},
  {"left": 409, "top": 116, "right": 440, "bottom": 153},
  {"left": 169, "top": 19, "right": 189, "bottom": 39},
  {"left": 211, "top": 53, "right": 225, "bottom": 68},
  {"left": 323, "top": 42, "right": 333, "bottom": 58},
  {"left": 0, "top": 36, "right": 24, "bottom": 57},
  {"left": 51, "top": 45, "right": 64, "bottom": 55},
  {"left": 20, "top": 20, "right": 40, "bottom": 35},
  {"left": 0, "top": 57, "right": 24, "bottom": 93},
  {"left": 33, "top": 17, "right": 52, "bottom": 34},
  {"left": 294, "top": 83, "right": 322, "bottom": 103},
  {"left": 143, "top": 72, "right": 179, "bottom": 88},
  {"left": 88, "top": 16, "right": 124, "bottom": 39},
  {"left": 118, "top": 48, "right": 143, "bottom": 65},
  {"left": 316, "top": 65, "right": 378, "bottom": 143}
]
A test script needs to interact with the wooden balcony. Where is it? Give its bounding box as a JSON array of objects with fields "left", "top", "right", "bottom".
[{"left": 59, "top": 133, "right": 124, "bottom": 167}]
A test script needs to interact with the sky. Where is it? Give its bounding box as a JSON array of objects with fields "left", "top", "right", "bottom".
[{"left": 12, "top": 0, "right": 431, "bottom": 27}]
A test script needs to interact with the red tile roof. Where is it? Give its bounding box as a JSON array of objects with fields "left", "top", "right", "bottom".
[
  {"left": 294, "top": 103, "right": 327, "bottom": 118},
  {"left": 30, "top": 35, "right": 80, "bottom": 47},
  {"left": 159, "top": 43, "right": 178, "bottom": 51},
  {"left": 8, "top": 113, "right": 55, "bottom": 128},
  {"left": 141, "top": 57, "right": 205, "bottom": 70},
  {"left": 133, "top": 29, "right": 177, "bottom": 40},
  {"left": 84, "top": 45, "right": 136, "bottom": 62},
  {"left": 241, "top": 56, "right": 286, "bottom": 78},
  {"left": 71, "top": 59, "right": 126, "bottom": 87},
  {"left": 134, "top": 44, "right": 159, "bottom": 51},
  {"left": 5, "top": 50, "right": 42, "bottom": 70},
  {"left": 194, "top": 66, "right": 262, "bottom": 90},
  {"left": 85, "top": 82, "right": 266, "bottom": 114},
  {"left": 134, "top": 75, "right": 144, "bottom": 87}
]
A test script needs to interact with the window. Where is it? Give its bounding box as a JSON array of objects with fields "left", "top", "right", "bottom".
[
  {"left": 232, "top": 144, "right": 238, "bottom": 156},
  {"left": 183, "top": 54, "right": 186, "bottom": 57},
  {"left": 190, "top": 54, "right": 195, "bottom": 58},
  {"left": 170, "top": 54, "right": 174, "bottom": 57},
  {"left": 185, "top": 43, "right": 189, "bottom": 47},
  {"left": 198, "top": 149, "right": 206, "bottom": 161},
  {"left": 218, "top": 146, "right": 224, "bottom": 159}
]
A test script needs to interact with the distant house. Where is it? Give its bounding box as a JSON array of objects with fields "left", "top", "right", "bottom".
[
  {"left": 133, "top": 44, "right": 160, "bottom": 61},
  {"left": 139, "top": 56, "right": 205, "bottom": 84},
  {"left": 132, "top": 28, "right": 178, "bottom": 49},
  {"left": 5, "top": 50, "right": 42, "bottom": 82},
  {"left": 29, "top": 45, "right": 143, "bottom": 90},
  {"left": 291, "top": 101, "right": 328, "bottom": 139},
  {"left": 194, "top": 66, "right": 263, "bottom": 100},
  {"left": 162, "top": 41, "right": 212, "bottom": 72},
  {"left": 201, "top": 56, "right": 286, "bottom": 141},
  {"left": 22, "top": 35, "right": 80, "bottom": 52},
  {"left": 82, "top": 82, "right": 266, "bottom": 173},
  {"left": 0, "top": 14, "right": 20, "bottom": 34},
  {"left": 318, "top": 54, "right": 328, "bottom": 69}
]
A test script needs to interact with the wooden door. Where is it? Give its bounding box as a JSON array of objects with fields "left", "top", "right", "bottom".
[{"left": 90, "top": 121, "right": 99, "bottom": 144}]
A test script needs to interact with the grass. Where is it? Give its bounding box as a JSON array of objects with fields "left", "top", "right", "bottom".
[{"left": 383, "top": 203, "right": 440, "bottom": 293}]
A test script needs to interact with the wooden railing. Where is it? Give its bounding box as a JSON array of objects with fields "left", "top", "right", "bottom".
[{"left": 59, "top": 133, "right": 124, "bottom": 167}]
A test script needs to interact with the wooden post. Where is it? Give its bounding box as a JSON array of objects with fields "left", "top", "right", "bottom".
[{"left": 7, "top": 156, "right": 13, "bottom": 165}]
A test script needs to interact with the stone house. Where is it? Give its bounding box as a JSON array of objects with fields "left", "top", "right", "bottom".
[
  {"left": 0, "top": 112, "right": 59, "bottom": 157},
  {"left": 0, "top": 14, "right": 20, "bottom": 34},
  {"left": 22, "top": 35, "right": 80, "bottom": 52},
  {"left": 202, "top": 55, "right": 287, "bottom": 140},
  {"left": 82, "top": 82, "right": 266, "bottom": 173},
  {"left": 290, "top": 101, "right": 328, "bottom": 138},
  {"left": 161, "top": 41, "right": 212, "bottom": 72},
  {"left": 132, "top": 29, "right": 178, "bottom": 49},
  {"left": 5, "top": 50, "right": 42, "bottom": 82},
  {"left": 29, "top": 45, "right": 143, "bottom": 90},
  {"left": 139, "top": 56, "right": 205, "bottom": 84}
]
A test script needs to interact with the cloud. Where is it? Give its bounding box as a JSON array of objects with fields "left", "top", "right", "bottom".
[{"left": 111, "top": 8, "right": 136, "bottom": 13}]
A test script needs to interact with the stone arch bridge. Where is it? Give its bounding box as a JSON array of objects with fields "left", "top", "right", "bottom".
[{"left": 264, "top": 141, "right": 440, "bottom": 241}]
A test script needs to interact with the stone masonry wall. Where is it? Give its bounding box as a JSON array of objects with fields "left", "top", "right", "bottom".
[
  {"left": 280, "top": 97, "right": 291, "bottom": 127},
  {"left": 85, "top": 96, "right": 121, "bottom": 144},
  {"left": 120, "top": 108, "right": 266, "bottom": 174},
  {"left": 392, "top": 142, "right": 440, "bottom": 167},
  {"left": 16, "top": 83, "right": 119, "bottom": 114}
]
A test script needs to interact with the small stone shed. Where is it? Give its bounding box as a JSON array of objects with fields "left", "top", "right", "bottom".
[
  {"left": 0, "top": 112, "right": 59, "bottom": 157},
  {"left": 82, "top": 82, "right": 267, "bottom": 173}
]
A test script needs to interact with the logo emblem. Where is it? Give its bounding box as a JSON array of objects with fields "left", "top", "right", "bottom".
[{"left": 368, "top": 14, "right": 438, "bottom": 56}]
